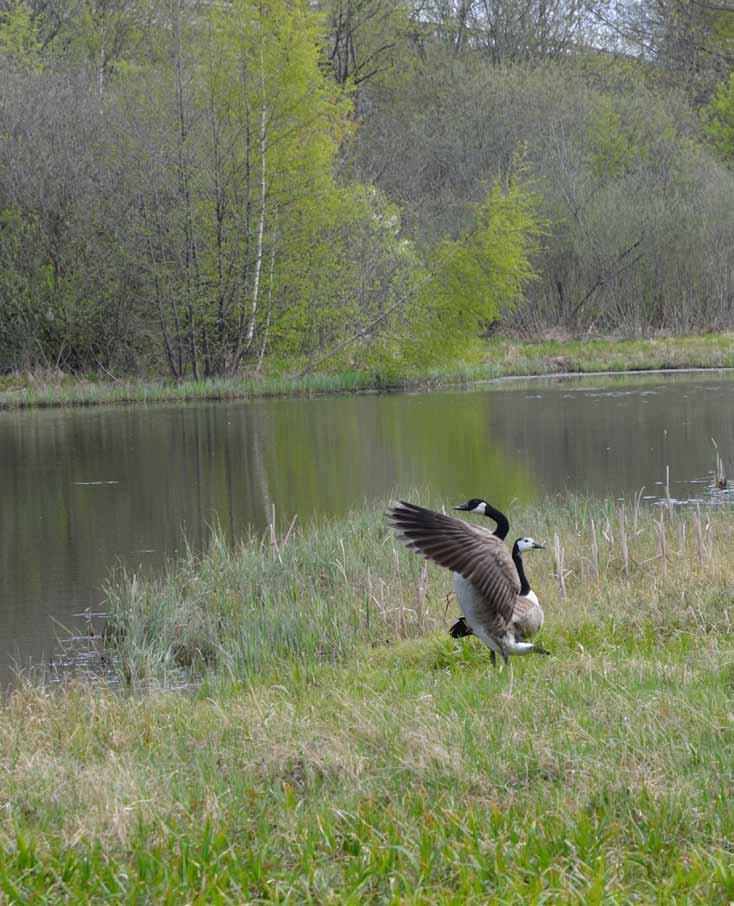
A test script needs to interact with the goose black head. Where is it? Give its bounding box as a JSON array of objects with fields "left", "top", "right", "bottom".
[
  {"left": 454, "top": 499, "right": 510, "bottom": 540},
  {"left": 454, "top": 498, "right": 489, "bottom": 514}
]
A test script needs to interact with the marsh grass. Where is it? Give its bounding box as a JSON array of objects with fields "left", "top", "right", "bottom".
[
  {"left": 99, "top": 496, "right": 734, "bottom": 688},
  {"left": 102, "top": 504, "right": 439, "bottom": 688},
  {"left": 3, "top": 496, "right": 734, "bottom": 900},
  {"left": 483, "top": 332, "right": 734, "bottom": 377},
  {"left": 2, "top": 333, "right": 734, "bottom": 410}
]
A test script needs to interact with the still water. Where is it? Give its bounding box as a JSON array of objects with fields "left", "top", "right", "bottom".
[{"left": 2, "top": 371, "right": 733, "bottom": 682}]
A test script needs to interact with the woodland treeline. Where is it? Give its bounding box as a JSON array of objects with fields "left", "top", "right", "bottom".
[{"left": 1, "top": 0, "right": 733, "bottom": 377}]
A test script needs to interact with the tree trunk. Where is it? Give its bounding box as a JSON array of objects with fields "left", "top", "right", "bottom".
[
  {"left": 245, "top": 40, "right": 268, "bottom": 353},
  {"left": 173, "top": 1, "right": 200, "bottom": 380},
  {"left": 256, "top": 222, "right": 278, "bottom": 373}
]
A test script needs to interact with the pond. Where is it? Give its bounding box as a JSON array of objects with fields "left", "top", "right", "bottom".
[{"left": 2, "top": 370, "right": 733, "bottom": 684}]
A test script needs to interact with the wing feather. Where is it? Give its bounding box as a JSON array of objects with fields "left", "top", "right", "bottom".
[{"left": 387, "top": 501, "right": 520, "bottom": 630}]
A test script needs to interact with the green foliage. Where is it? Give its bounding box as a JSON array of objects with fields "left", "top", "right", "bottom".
[
  {"left": 3, "top": 0, "right": 734, "bottom": 374},
  {"left": 586, "top": 95, "right": 644, "bottom": 180},
  {"left": 711, "top": 7, "right": 734, "bottom": 57},
  {"left": 703, "top": 72, "right": 734, "bottom": 161},
  {"left": 271, "top": 184, "right": 422, "bottom": 368},
  {"left": 0, "top": 208, "right": 40, "bottom": 368},
  {"left": 128, "top": 0, "right": 368, "bottom": 377},
  {"left": 317, "top": 0, "right": 415, "bottom": 90},
  {"left": 71, "top": 0, "right": 151, "bottom": 83},
  {"left": 396, "top": 172, "right": 543, "bottom": 366},
  {"left": 0, "top": 0, "right": 40, "bottom": 68}
]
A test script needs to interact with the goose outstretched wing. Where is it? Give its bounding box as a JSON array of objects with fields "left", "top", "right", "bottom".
[{"left": 387, "top": 501, "right": 520, "bottom": 630}]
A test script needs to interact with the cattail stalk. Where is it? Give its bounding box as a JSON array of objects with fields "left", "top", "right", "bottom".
[
  {"left": 618, "top": 504, "right": 629, "bottom": 578},
  {"left": 553, "top": 533, "right": 567, "bottom": 598},
  {"left": 590, "top": 518, "right": 599, "bottom": 580}
]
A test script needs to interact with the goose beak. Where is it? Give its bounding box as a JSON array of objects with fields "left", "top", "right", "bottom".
[
  {"left": 534, "top": 542, "right": 546, "bottom": 550},
  {"left": 453, "top": 503, "right": 470, "bottom": 511}
]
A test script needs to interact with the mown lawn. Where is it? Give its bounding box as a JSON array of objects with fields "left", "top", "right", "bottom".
[{"left": 2, "top": 496, "right": 734, "bottom": 901}]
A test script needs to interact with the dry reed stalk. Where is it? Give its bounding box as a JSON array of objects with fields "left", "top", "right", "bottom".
[
  {"left": 366, "top": 569, "right": 389, "bottom": 624},
  {"left": 336, "top": 538, "right": 349, "bottom": 584},
  {"left": 711, "top": 437, "right": 727, "bottom": 489},
  {"left": 553, "top": 533, "right": 568, "bottom": 598},
  {"left": 601, "top": 514, "right": 615, "bottom": 575},
  {"left": 415, "top": 562, "right": 429, "bottom": 633},
  {"left": 701, "top": 513, "right": 713, "bottom": 564},
  {"left": 632, "top": 487, "right": 645, "bottom": 535},
  {"left": 655, "top": 511, "right": 668, "bottom": 576},
  {"left": 269, "top": 504, "right": 281, "bottom": 563},
  {"left": 282, "top": 515, "right": 298, "bottom": 547},
  {"left": 693, "top": 506, "right": 707, "bottom": 565},
  {"left": 590, "top": 518, "right": 599, "bottom": 580},
  {"left": 664, "top": 465, "right": 673, "bottom": 508},
  {"left": 267, "top": 506, "right": 297, "bottom": 563},
  {"left": 618, "top": 505, "right": 629, "bottom": 578},
  {"left": 393, "top": 547, "right": 406, "bottom": 637},
  {"left": 678, "top": 520, "right": 687, "bottom": 557},
  {"left": 365, "top": 568, "right": 372, "bottom": 632},
  {"left": 443, "top": 592, "right": 453, "bottom": 620},
  {"left": 602, "top": 516, "right": 614, "bottom": 545}
]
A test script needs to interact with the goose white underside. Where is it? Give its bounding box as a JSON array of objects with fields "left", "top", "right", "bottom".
[{"left": 452, "top": 573, "right": 536, "bottom": 657}]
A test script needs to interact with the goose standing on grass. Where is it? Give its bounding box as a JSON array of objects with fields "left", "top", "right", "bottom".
[
  {"left": 451, "top": 539, "right": 546, "bottom": 654},
  {"left": 387, "top": 501, "right": 549, "bottom": 665},
  {"left": 450, "top": 498, "right": 510, "bottom": 639}
]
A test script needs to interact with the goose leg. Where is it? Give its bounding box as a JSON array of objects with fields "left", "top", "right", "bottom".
[
  {"left": 470, "top": 624, "right": 506, "bottom": 668},
  {"left": 496, "top": 639, "right": 510, "bottom": 665}
]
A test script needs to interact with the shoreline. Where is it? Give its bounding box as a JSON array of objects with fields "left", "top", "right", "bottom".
[
  {"left": 487, "top": 364, "right": 734, "bottom": 381},
  {"left": 2, "top": 333, "right": 734, "bottom": 411}
]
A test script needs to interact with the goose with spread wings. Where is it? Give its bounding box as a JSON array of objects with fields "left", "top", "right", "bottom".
[
  {"left": 388, "top": 501, "right": 549, "bottom": 664},
  {"left": 449, "top": 497, "right": 510, "bottom": 640}
]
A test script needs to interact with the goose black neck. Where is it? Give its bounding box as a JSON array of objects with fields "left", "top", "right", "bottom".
[
  {"left": 484, "top": 504, "right": 509, "bottom": 540},
  {"left": 512, "top": 541, "right": 531, "bottom": 596}
]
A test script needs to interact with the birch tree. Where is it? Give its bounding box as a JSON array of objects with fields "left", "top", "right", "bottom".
[{"left": 197, "top": 0, "right": 353, "bottom": 372}]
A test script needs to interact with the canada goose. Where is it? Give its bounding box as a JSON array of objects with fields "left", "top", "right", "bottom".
[
  {"left": 388, "top": 501, "right": 549, "bottom": 665},
  {"left": 451, "top": 535, "right": 546, "bottom": 651},
  {"left": 453, "top": 498, "right": 510, "bottom": 539},
  {"left": 450, "top": 498, "right": 510, "bottom": 639}
]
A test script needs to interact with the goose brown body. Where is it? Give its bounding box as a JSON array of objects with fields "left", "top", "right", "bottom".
[
  {"left": 452, "top": 554, "right": 545, "bottom": 641},
  {"left": 388, "top": 501, "right": 549, "bottom": 663},
  {"left": 512, "top": 593, "right": 544, "bottom": 638}
]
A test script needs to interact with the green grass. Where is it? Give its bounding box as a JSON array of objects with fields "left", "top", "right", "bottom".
[
  {"left": 3, "top": 496, "right": 734, "bottom": 900},
  {"left": 3, "top": 332, "right": 734, "bottom": 410},
  {"left": 480, "top": 332, "right": 734, "bottom": 378}
]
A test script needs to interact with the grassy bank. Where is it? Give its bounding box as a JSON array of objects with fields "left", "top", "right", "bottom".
[
  {"left": 3, "top": 496, "right": 734, "bottom": 900},
  {"left": 2, "top": 332, "right": 734, "bottom": 410}
]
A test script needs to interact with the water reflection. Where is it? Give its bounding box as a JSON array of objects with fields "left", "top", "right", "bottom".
[{"left": 1, "top": 370, "right": 734, "bottom": 683}]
